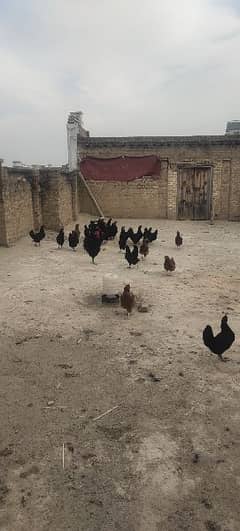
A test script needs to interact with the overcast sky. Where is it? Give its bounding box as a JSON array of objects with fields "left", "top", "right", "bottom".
[{"left": 0, "top": 0, "right": 240, "bottom": 165}]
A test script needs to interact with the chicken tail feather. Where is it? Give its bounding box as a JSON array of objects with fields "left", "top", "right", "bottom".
[{"left": 202, "top": 325, "right": 215, "bottom": 349}]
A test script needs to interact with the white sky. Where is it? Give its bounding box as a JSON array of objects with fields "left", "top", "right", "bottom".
[{"left": 0, "top": 0, "right": 240, "bottom": 165}]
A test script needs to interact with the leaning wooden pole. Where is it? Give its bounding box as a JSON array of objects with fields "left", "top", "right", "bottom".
[{"left": 79, "top": 171, "right": 104, "bottom": 218}]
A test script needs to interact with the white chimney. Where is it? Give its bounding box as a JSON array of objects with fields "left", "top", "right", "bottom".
[{"left": 67, "top": 111, "right": 89, "bottom": 171}]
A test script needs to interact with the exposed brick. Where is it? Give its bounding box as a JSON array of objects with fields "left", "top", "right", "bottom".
[
  {"left": 78, "top": 137, "right": 240, "bottom": 221},
  {"left": 0, "top": 167, "right": 77, "bottom": 246},
  {"left": 1, "top": 131, "right": 240, "bottom": 246}
]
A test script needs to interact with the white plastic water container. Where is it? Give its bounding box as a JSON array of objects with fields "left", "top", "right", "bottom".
[{"left": 102, "top": 274, "right": 119, "bottom": 296}]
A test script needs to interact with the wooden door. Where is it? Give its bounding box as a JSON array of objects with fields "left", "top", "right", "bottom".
[{"left": 177, "top": 166, "right": 211, "bottom": 220}]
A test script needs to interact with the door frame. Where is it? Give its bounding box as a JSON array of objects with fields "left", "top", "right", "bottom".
[{"left": 177, "top": 163, "right": 213, "bottom": 220}]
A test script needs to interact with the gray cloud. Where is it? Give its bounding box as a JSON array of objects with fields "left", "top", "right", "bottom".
[{"left": 0, "top": 0, "right": 240, "bottom": 165}]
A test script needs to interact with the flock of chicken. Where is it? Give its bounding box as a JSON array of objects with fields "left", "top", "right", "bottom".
[{"left": 29, "top": 218, "right": 235, "bottom": 362}]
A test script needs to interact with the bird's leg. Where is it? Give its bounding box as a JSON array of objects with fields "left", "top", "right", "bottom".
[
  {"left": 220, "top": 355, "right": 230, "bottom": 362},
  {"left": 218, "top": 354, "right": 227, "bottom": 362}
]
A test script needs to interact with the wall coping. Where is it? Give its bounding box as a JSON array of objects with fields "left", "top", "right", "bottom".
[{"left": 78, "top": 134, "right": 240, "bottom": 148}]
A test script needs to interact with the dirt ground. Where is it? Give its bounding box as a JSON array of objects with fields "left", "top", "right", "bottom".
[{"left": 0, "top": 215, "right": 240, "bottom": 531}]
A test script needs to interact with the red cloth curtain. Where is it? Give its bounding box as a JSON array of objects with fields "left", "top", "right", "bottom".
[{"left": 80, "top": 155, "right": 160, "bottom": 181}]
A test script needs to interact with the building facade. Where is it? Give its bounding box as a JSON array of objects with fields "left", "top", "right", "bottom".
[{"left": 73, "top": 113, "right": 240, "bottom": 221}]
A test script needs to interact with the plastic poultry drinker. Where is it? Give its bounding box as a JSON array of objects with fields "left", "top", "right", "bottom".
[{"left": 102, "top": 274, "right": 120, "bottom": 303}]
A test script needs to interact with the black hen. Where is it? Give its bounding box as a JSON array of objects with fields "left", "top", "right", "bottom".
[
  {"left": 39, "top": 225, "right": 45, "bottom": 240},
  {"left": 125, "top": 245, "right": 139, "bottom": 267},
  {"left": 56, "top": 228, "right": 64, "bottom": 248},
  {"left": 119, "top": 227, "right": 129, "bottom": 251},
  {"left": 143, "top": 227, "right": 149, "bottom": 240},
  {"left": 148, "top": 229, "right": 158, "bottom": 243},
  {"left": 129, "top": 226, "right": 143, "bottom": 244},
  {"left": 84, "top": 225, "right": 90, "bottom": 238},
  {"left": 84, "top": 235, "right": 101, "bottom": 263},
  {"left": 108, "top": 221, "right": 118, "bottom": 239},
  {"left": 94, "top": 218, "right": 106, "bottom": 240},
  {"left": 29, "top": 230, "right": 41, "bottom": 246},
  {"left": 29, "top": 225, "right": 45, "bottom": 246},
  {"left": 202, "top": 315, "right": 235, "bottom": 361},
  {"left": 68, "top": 230, "right": 79, "bottom": 251},
  {"left": 75, "top": 224, "right": 80, "bottom": 240}
]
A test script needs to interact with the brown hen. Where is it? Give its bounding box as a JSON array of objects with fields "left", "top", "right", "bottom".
[
  {"left": 175, "top": 230, "right": 183, "bottom": 248},
  {"left": 120, "top": 284, "right": 135, "bottom": 317},
  {"left": 140, "top": 239, "right": 149, "bottom": 259},
  {"left": 164, "top": 256, "right": 176, "bottom": 273}
]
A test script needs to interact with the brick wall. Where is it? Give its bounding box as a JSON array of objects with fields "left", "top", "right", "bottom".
[
  {"left": 228, "top": 160, "right": 240, "bottom": 221},
  {"left": 78, "top": 135, "right": 240, "bottom": 220},
  {"left": 0, "top": 168, "right": 34, "bottom": 246},
  {"left": 219, "top": 160, "right": 231, "bottom": 220},
  {"left": 78, "top": 177, "right": 100, "bottom": 217},
  {"left": 0, "top": 161, "right": 7, "bottom": 245},
  {"left": 79, "top": 158, "right": 168, "bottom": 219},
  {"left": 1, "top": 133, "right": 240, "bottom": 246},
  {"left": 40, "top": 170, "right": 60, "bottom": 230},
  {"left": 83, "top": 175, "right": 167, "bottom": 219},
  {"left": 0, "top": 167, "right": 77, "bottom": 246},
  {"left": 167, "top": 164, "right": 178, "bottom": 219},
  {"left": 40, "top": 169, "right": 76, "bottom": 231},
  {"left": 31, "top": 172, "right": 42, "bottom": 230},
  {"left": 58, "top": 173, "right": 75, "bottom": 227}
]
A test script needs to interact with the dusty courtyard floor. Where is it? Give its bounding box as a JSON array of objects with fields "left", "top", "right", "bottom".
[{"left": 0, "top": 215, "right": 240, "bottom": 531}]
